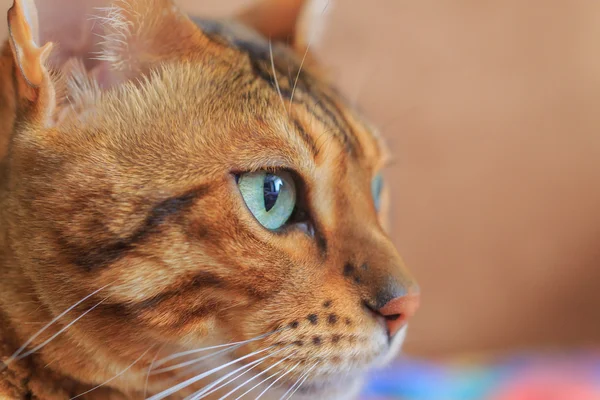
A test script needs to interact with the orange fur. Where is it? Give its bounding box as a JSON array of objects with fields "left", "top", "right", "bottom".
[{"left": 0, "top": 0, "right": 418, "bottom": 399}]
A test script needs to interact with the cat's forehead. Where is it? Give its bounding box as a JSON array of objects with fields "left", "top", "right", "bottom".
[
  {"left": 191, "top": 17, "right": 386, "bottom": 166},
  {"left": 55, "top": 17, "right": 386, "bottom": 180}
]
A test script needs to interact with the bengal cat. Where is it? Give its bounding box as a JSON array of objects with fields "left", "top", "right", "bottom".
[{"left": 0, "top": 0, "right": 420, "bottom": 398}]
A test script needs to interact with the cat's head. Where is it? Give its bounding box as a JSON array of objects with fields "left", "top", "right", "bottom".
[{"left": 2, "top": 0, "right": 419, "bottom": 398}]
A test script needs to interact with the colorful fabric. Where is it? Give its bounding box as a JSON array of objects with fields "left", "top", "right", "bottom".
[{"left": 361, "top": 351, "right": 600, "bottom": 400}]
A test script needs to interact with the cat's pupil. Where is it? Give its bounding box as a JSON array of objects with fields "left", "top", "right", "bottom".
[{"left": 263, "top": 174, "right": 284, "bottom": 212}]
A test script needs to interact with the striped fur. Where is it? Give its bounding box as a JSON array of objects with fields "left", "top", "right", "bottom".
[{"left": 0, "top": 0, "right": 416, "bottom": 399}]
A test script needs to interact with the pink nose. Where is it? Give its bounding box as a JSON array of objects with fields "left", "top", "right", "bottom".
[{"left": 378, "top": 293, "right": 420, "bottom": 337}]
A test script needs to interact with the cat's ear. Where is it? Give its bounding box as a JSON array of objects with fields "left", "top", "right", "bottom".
[
  {"left": 90, "top": 0, "right": 208, "bottom": 85},
  {"left": 7, "top": 0, "right": 56, "bottom": 124},
  {"left": 237, "top": 0, "right": 332, "bottom": 54},
  {"left": 6, "top": 0, "right": 208, "bottom": 126},
  {"left": 10, "top": 0, "right": 207, "bottom": 86}
]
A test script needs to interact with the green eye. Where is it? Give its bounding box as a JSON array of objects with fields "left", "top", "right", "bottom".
[
  {"left": 372, "top": 173, "right": 384, "bottom": 211},
  {"left": 237, "top": 171, "right": 296, "bottom": 230}
]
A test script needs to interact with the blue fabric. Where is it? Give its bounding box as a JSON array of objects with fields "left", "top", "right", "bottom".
[{"left": 360, "top": 352, "right": 600, "bottom": 400}]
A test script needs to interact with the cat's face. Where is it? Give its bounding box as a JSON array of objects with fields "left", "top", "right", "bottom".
[{"left": 2, "top": 0, "right": 419, "bottom": 398}]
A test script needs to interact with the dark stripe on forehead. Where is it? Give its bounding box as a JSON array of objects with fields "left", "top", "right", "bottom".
[
  {"left": 59, "top": 186, "right": 208, "bottom": 271},
  {"left": 192, "top": 17, "right": 360, "bottom": 155},
  {"left": 291, "top": 115, "right": 319, "bottom": 156}
]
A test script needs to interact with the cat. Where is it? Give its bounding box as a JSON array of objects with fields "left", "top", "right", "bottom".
[{"left": 0, "top": 0, "right": 420, "bottom": 398}]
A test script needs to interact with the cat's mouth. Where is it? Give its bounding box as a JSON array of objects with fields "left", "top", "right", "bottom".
[
  {"left": 147, "top": 305, "right": 407, "bottom": 399},
  {"left": 205, "top": 340, "right": 394, "bottom": 399},
  {"left": 256, "top": 324, "right": 408, "bottom": 398},
  {"left": 147, "top": 317, "right": 407, "bottom": 399}
]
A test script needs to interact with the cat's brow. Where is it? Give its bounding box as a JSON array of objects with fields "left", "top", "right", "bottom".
[
  {"left": 242, "top": 41, "right": 361, "bottom": 156},
  {"left": 194, "top": 18, "right": 362, "bottom": 157},
  {"left": 60, "top": 186, "right": 209, "bottom": 271},
  {"left": 290, "top": 115, "right": 319, "bottom": 157}
]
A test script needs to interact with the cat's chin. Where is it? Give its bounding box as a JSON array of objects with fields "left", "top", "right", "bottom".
[
  {"left": 375, "top": 324, "right": 409, "bottom": 367},
  {"left": 248, "top": 325, "right": 409, "bottom": 400},
  {"left": 287, "top": 325, "right": 409, "bottom": 399},
  {"left": 274, "top": 376, "right": 366, "bottom": 400},
  {"left": 147, "top": 325, "right": 407, "bottom": 399}
]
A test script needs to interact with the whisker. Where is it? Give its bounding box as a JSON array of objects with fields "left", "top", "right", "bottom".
[
  {"left": 153, "top": 329, "right": 282, "bottom": 368},
  {"left": 187, "top": 346, "right": 296, "bottom": 400},
  {"left": 233, "top": 371, "right": 282, "bottom": 400},
  {"left": 255, "top": 361, "right": 302, "bottom": 400},
  {"left": 278, "top": 363, "right": 312, "bottom": 400},
  {"left": 216, "top": 349, "right": 298, "bottom": 400},
  {"left": 288, "top": 0, "right": 330, "bottom": 114},
  {"left": 186, "top": 358, "right": 268, "bottom": 400},
  {"left": 283, "top": 362, "right": 319, "bottom": 400},
  {"left": 269, "top": 40, "right": 287, "bottom": 113},
  {"left": 17, "top": 296, "right": 109, "bottom": 361},
  {"left": 70, "top": 346, "right": 153, "bottom": 399},
  {"left": 147, "top": 346, "right": 274, "bottom": 400},
  {"left": 1, "top": 284, "right": 110, "bottom": 370},
  {"left": 288, "top": 45, "right": 309, "bottom": 115},
  {"left": 279, "top": 375, "right": 306, "bottom": 400},
  {"left": 151, "top": 343, "right": 246, "bottom": 375},
  {"left": 144, "top": 344, "right": 165, "bottom": 398},
  {"left": 152, "top": 327, "right": 286, "bottom": 375}
]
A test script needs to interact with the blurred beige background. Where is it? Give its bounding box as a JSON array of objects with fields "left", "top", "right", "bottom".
[{"left": 2, "top": 0, "right": 600, "bottom": 357}]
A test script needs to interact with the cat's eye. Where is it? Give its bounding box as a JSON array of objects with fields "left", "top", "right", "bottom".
[
  {"left": 372, "top": 173, "right": 384, "bottom": 211},
  {"left": 237, "top": 171, "right": 297, "bottom": 230}
]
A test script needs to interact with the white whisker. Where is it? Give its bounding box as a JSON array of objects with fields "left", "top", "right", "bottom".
[
  {"left": 279, "top": 374, "right": 306, "bottom": 400},
  {"left": 153, "top": 329, "right": 282, "bottom": 368},
  {"left": 151, "top": 343, "right": 246, "bottom": 375},
  {"left": 288, "top": 45, "right": 309, "bottom": 115},
  {"left": 279, "top": 365, "right": 311, "bottom": 400},
  {"left": 144, "top": 344, "right": 165, "bottom": 398},
  {"left": 187, "top": 347, "right": 296, "bottom": 400},
  {"left": 269, "top": 40, "right": 287, "bottom": 113},
  {"left": 17, "top": 296, "right": 109, "bottom": 361},
  {"left": 70, "top": 346, "right": 153, "bottom": 399},
  {"left": 1, "top": 284, "right": 110, "bottom": 371},
  {"left": 289, "top": 0, "right": 330, "bottom": 114},
  {"left": 283, "top": 362, "right": 319, "bottom": 400},
  {"left": 255, "top": 361, "right": 301, "bottom": 400},
  {"left": 186, "top": 358, "right": 267, "bottom": 400},
  {"left": 233, "top": 371, "right": 282, "bottom": 400},
  {"left": 147, "top": 346, "right": 274, "bottom": 400},
  {"left": 220, "top": 350, "right": 297, "bottom": 400}
]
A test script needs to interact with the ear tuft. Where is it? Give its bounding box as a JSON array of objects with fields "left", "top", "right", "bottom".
[
  {"left": 91, "top": 0, "right": 206, "bottom": 81},
  {"left": 93, "top": 1, "right": 142, "bottom": 72},
  {"left": 7, "top": 0, "right": 53, "bottom": 88},
  {"left": 54, "top": 58, "right": 102, "bottom": 125}
]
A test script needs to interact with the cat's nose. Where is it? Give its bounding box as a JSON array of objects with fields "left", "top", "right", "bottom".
[{"left": 377, "top": 290, "right": 420, "bottom": 337}]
